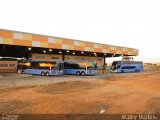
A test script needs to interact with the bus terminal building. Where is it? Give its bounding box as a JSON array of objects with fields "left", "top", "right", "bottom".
[{"left": 0, "top": 29, "right": 138, "bottom": 72}]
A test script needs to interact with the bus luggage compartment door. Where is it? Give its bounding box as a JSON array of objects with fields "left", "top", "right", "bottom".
[{"left": 87, "top": 69, "right": 95, "bottom": 75}]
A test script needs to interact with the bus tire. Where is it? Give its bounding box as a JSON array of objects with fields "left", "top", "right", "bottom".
[
  {"left": 81, "top": 71, "right": 85, "bottom": 76},
  {"left": 22, "top": 71, "right": 25, "bottom": 74},
  {"left": 76, "top": 71, "right": 80, "bottom": 76},
  {"left": 46, "top": 72, "right": 49, "bottom": 76},
  {"left": 121, "top": 70, "right": 124, "bottom": 73},
  {"left": 41, "top": 71, "right": 45, "bottom": 76}
]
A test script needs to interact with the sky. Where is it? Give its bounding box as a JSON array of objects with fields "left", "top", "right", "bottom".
[{"left": 0, "top": 0, "right": 160, "bottom": 63}]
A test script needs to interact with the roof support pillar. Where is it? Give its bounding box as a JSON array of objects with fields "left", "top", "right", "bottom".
[
  {"left": 104, "top": 56, "right": 106, "bottom": 65},
  {"left": 102, "top": 56, "right": 106, "bottom": 74},
  {"left": 62, "top": 54, "right": 65, "bottom": 61}
]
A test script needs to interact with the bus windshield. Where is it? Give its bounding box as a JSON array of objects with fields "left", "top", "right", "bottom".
[{"left": 111, "top": 61, "right": 122, "bottom": 70}]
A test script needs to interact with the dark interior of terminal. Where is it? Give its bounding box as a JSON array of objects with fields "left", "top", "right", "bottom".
[{"left": 0, "top": 44, "right": 125, "bottom": 59}]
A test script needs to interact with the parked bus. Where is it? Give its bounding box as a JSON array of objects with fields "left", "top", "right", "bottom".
[
  {"left": 110, "top": 61, "right": 143, "bottom": 73},
  {"left": 63, "top": 60, "right": 97, "bottom": 75},
  {"left": 18, "top": 60, "right": 63, "bottom": 76}
]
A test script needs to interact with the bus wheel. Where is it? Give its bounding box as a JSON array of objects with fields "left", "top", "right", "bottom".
[
  {"left": 22, "top": 71, "right": 25, "bottom": 74},
  {"left": 76, "top": 71, "right": 80, "bottom": 76},
  {"left": 41, "top": 71, "right": 45, "bottom": 76},
  {"left": 46, "top": 72, "right": 49, "bottom": 76},
  {"left": 81, "top": 71, "right": 85, "bottom": 76}
]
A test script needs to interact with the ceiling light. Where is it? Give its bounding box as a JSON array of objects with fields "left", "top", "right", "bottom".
[
  {"left": 43, "top": 50, "right": 46, "bottom": 53},
  {"left": 28, "top": 47, "right": 32, "bottom": 51}
]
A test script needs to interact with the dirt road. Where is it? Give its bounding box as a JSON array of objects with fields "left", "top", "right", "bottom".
[{"left": 0, "top": 72, "right": 160, "bottom": 114}]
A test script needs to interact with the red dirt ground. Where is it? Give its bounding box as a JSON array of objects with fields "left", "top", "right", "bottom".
[{"left": 0, "top": 73, "right": 160, "bottom": 114}]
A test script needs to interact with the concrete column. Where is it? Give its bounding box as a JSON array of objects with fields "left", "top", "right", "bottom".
[
  {"left": 104, "top": 56, "right": 106, "bottom": 65},
  {"left": 62, "top": 54, "right": 65, "bottom": 61},
  {"left": 103, "top": 56, "right": 106, "bottom": 74}
]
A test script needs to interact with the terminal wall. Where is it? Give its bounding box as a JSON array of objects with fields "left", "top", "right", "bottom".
[{"left": 0, "top": 61, "right": 17, "bottom": 73}]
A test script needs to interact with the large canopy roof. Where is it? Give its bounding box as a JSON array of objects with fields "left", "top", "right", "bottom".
[{"left": 0, "top": 29, "right": 138, "bottom": 56}]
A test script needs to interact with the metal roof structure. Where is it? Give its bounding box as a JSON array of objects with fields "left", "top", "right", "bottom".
[{"left": 0, "top": 29, "right": 138, "bottom": 56}]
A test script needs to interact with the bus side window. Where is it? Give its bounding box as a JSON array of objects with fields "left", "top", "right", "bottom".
[
  {"left": 122, "top": 66, "right": 126, "bottom": 69},
  {"left": 122, "top": 66, "right": 136, "bottom": 69},
  {"left": 30, "top": 62, "right": 39, "bottom": 69}
]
